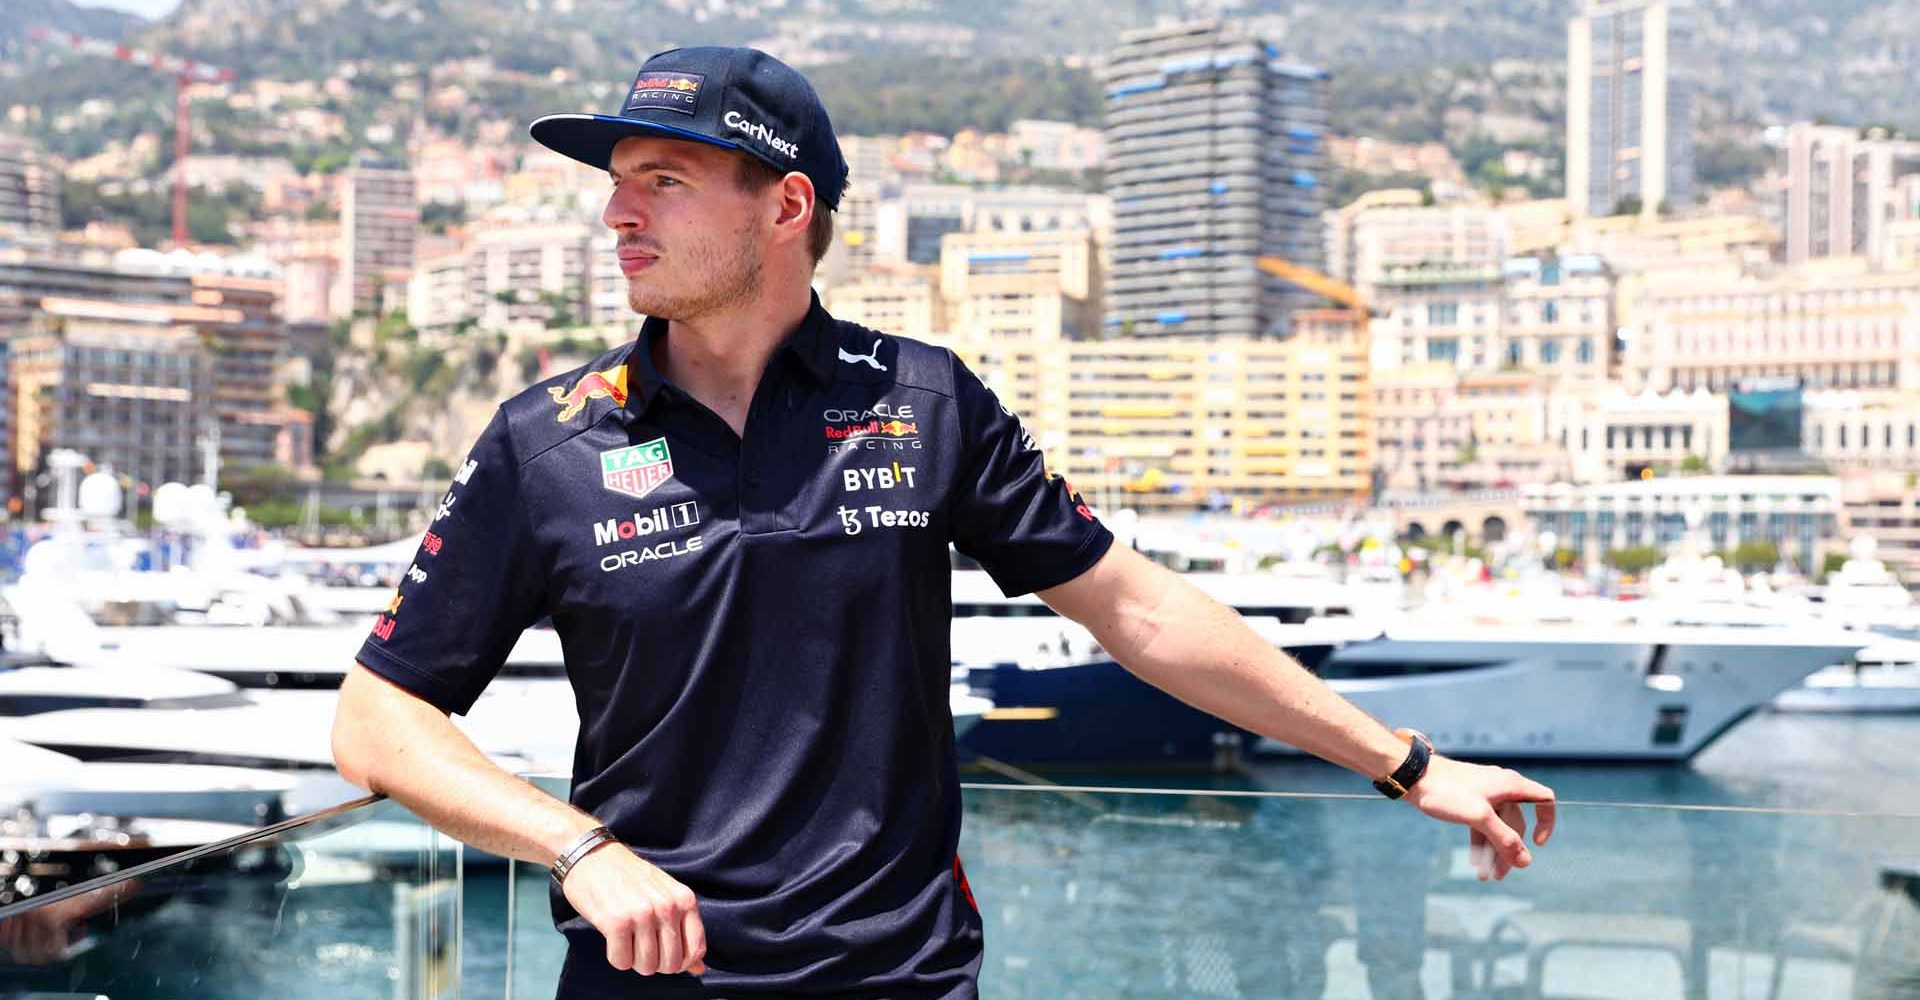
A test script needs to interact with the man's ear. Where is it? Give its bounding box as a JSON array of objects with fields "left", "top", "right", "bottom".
[{"left": 773, "top": 171, "right": 817, "bottom": 246}]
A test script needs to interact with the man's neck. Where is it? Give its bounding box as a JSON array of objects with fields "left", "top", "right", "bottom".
[{"left": 654, "top": 281, "right": 813, "bottom": 435}]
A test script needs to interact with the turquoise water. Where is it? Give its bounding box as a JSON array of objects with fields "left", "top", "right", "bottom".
[{"left": 4, "top": 712, "right": 1918, "bottom": 999}]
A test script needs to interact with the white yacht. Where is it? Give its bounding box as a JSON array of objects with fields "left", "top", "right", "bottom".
[
  {"left": 1770, "top": 636, "right": 1920, "bottom": 714},
  {"left": 1258, "top": 617, "right": 1870, "bottom": 760},
  {"left": 947, "top": 568, "right": 1869, "bottom": 765},
  {"left": 1811, "top": 538, "right": 1920, "bottom": 639}
]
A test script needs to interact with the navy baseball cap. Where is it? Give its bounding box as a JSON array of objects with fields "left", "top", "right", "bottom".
[{"left": 531, "top": 46, "right": 850, "bottom": 209}]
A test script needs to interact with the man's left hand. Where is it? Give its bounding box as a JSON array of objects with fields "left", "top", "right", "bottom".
[{"left": 1404, "top": 757, "right": 1557, "bottom": 881}]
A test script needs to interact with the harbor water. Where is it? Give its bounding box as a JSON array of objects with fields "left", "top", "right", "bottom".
[{"left": 6, "top": 710, "right": 1918, "bottom": 999}]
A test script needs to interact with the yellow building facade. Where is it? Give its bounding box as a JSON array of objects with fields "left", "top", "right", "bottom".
[{"left": 939, "top": 310, "right": 1371, "bottom": 513}]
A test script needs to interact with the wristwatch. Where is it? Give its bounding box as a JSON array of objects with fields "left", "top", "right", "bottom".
[
  {"left": 551, "top": 825, "right": 620, "bottom": 885},
  {"left": 1372, "top": 728, "right": 1433, "bottom": 800}
]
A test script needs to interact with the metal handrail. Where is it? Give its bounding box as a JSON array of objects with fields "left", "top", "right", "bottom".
[{"left": 0, "top": 793, "right": 386, "bottom": 921}]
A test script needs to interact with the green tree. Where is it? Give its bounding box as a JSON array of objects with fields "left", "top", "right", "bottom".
[
  {"left": 1604, "top": 546, "right": 1662, "bottom": 574},
  {"left": 1730, "top": 539, "right": 1780, "bottom": 573}
]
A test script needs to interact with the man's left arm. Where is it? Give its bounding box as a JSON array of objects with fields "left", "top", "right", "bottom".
[{"left": 1038, "top": 544, "right": 1558, "bottom": 881}]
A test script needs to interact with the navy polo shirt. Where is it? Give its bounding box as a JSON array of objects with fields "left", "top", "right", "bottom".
[{"left": 354, "top": 294, "right": 1113, "bottom": 999}]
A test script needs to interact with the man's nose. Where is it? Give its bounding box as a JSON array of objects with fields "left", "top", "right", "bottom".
[{"left": 603, "top": 183, "right": 647, "bottom": 232}]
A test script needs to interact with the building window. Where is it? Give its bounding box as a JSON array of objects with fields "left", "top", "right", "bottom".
[
  {"left": 1540, "top": 339, "right": 1563, "bottom": 364},
  {"left": 1505, "top": 341, "right": 1523, "bottom": 367},
  {"left": 1577, "top": 337, "right": 1595, "bottom": 364},
  {"left": 1427, "top": 338, "right": 1460, "bottom": 363},
  {"left": 1429, "top": 303, "right": 1460, "bottom": 326},
  {"left": 1543, "top": 300, "right": 1560, "bottom": 324}
]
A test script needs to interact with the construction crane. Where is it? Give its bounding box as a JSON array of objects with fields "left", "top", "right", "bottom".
[
  {"left": 29, "top": 26, "right": 235, "bottom": 248},
  {"left": 1254, "top": 255, "right": 1373, "bottom": 316}
]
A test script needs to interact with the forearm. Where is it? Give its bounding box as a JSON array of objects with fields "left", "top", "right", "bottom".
[
  {"left": 1078, "top": 557, "right": 1406, "bottom": 778},
  {"left": 333, "top": 666, "right": 599, "bottom": 865}
]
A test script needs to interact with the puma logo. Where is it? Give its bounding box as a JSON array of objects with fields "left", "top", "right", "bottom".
[{"left": 838, "top": 338, "right": 887, "bottom": 372}]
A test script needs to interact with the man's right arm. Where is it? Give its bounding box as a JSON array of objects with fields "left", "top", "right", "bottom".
[{"left": 332, "top": 663, "right": 708, "bottom": 976}]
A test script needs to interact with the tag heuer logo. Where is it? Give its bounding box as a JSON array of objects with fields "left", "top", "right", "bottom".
[{"left": 601, "top": 438, "right": 674, "bottom": 500}]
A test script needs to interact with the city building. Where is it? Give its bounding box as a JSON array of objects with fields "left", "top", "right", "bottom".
[
  {"left": 1838, "top": 472, "right": 1920, "bottom": 590},
  {"left": 939, "top": 229, "right": 1097, "bottom": 341},
  {"left": 1803, "top": 390, "right": 1920, "bottom": 472},
  {"left": 1008, "top": 120, "right": 1104, "bottom": 173},
  {"left": 0, "top": 132, "right": 60, "bottom": 235},
  {"left": 817, "top": 137, "right": 893, "bottom": 288},
  {"left": 1367, "top": 262, "right": 1505, "bottom": 372},
  {"left": 1103, "top": 21, "right": 1330, "bottom": 339},
  {"left": 1623, "top": 257, "right": 1920, "bottom": 393},
  {"left": 1372, "top": 365, "right": 1568, "bottom": 493},
  {"left": 870, "top": 185, "right": 1106, "bottom": 268},
  {"left": 1562, "top": 211, "right": 1778, "bottom": 272},
  {"left": 1525, "top": 475, "right": 1840, "bottom": 573},
  {"left": 335, "top": 153, "right": 417, "bottom": 318},
  {"left": 939, "top": 313, "right": 1371, "bottom": 513},
  {"left": 406, "top": 222, "right": 600, "bottom": 334},
  {"left": 1497, "top": 253, "right": 1615, "bottom": 382},
  {"left": 1325, "top": 190, "right": 1507, "bottom": 297},
  {"left": 11, "top": 299, "right": 212, "bottom": 488},
  {"left": 1325, "top": 137, "right": 1471, "bottom": 196},
  {"left": 1780, "top": 123, "right": 1920, "bottom": 267},
  {"left": 825, "top": 270, "right": 942, "bottom": 341},
  {"left": 190, "top": 271, "right": 294, "bottom": 471},
  {"left": 1547, "top": 383, "right": 1727, "bottom": 482},
  {"left": 0, "top": 239, "right": 195, "bottom": 331},
  {"left": 1372, "top": 363, "right": 1473, "bottom": 493},
  {"left": 1566, "top": 0, "right": 1696, "bottom": 218},
  {"left": 0, "top": 336, "right": 12, "bottom": 510}
]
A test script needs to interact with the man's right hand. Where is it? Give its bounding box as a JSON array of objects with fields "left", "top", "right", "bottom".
[{"left": 562, "top": 845, "right": 709, "bottom": 976}]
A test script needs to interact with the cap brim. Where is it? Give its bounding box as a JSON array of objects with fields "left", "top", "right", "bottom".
[{"left": 528, "top": 113, "right": 741, "bottom": 170}]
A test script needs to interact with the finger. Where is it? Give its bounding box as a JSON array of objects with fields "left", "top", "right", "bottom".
[
  {"left": 1499, "top": 802, "right": 1530, "bottom": 868},
  {"left": 1494, "top": 802, "right": 1528, "bottom": 878},
  {"left": 1473, "top": 807, "right": 1527, "bottom": 876},
  {"left": 604, "top": 917, "right": 634, "bottom": 971},
  {"left": 682, "top": 898, "right": 708, "bottom": 975},
  {"left": 655, "top": 901, "right": 685, "bottom": 975},
  {"left": 1469, "top": 828, "right": 1492, "bottom": 881},
  {"left": 1533, "top": 798, "right": 1558, "bottom": 846},
  {"left": 633, "top": 911, "right": 660, "bottom": 975}
]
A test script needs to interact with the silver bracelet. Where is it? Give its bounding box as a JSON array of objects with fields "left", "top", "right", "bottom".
[{"left": 551, "top": 825, "right": 619, "bottom": 885}]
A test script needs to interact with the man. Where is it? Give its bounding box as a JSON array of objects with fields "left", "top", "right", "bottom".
[{"left": 331, "top": 45, "right": 1556, "bottom": 1000}]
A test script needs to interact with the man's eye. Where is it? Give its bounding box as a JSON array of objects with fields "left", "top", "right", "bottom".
[{"left": 656, "top": 176, "right": 680, "bottom": 188}]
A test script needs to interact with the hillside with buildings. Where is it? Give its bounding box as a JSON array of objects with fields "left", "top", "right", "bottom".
[{"left": 1, "top": 4, "right": 1917, "bottom": 577}]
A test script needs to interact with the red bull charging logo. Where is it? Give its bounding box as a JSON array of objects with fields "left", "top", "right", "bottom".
[
  {"left": 824, "top": 419, "right": 918, "bottom": 441},
  {"left": 549, "top": 366, "right": 629, "bottom": 423}
]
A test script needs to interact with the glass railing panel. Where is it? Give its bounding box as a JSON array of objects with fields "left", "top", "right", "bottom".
[
  {"left": 0, "top": 795, "right": 462, "bottom": 999},
  {"left": 496, "top": 779, "right": 1920, "bottom": 1000},
  {"left": 503, "top": 774, "right": 571, "bottom": 1000},
  {"left": 962, "top": 785, "right": 1920, "bottom": 1000}
]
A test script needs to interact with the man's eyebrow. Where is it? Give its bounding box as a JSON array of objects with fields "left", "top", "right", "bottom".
[{"left": 609, "top": 159, "right": 695, "bottom": 179}]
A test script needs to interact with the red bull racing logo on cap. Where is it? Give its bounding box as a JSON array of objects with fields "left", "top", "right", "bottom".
[
  {"left": 623, "top": 70, "right": 704, "bottom": 116},
  {"left": 549, "top": 366, "right": 629, "bottom": 423},
  {"left": 600, "top": 437, "right": 674, "bottom": 501}
]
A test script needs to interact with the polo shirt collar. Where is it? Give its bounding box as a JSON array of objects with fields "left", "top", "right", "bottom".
[{"left": 625, "top": 291, "right": 839, "bottom": 413}]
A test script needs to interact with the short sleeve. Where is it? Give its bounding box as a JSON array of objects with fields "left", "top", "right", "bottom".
[
  {"left": 354, "top": 409, "right": 548, "bottom": 714},
  {"left": 947, "top": 351, "right": 1114, "bottom": 596}
]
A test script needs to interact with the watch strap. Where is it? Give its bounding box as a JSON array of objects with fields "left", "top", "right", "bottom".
[
  {"left": 551, "top": 825, "right": 619, "bottom": 885},
  {"left": 1372, "top": 729, "right": 1432, "bottom": 800}
]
